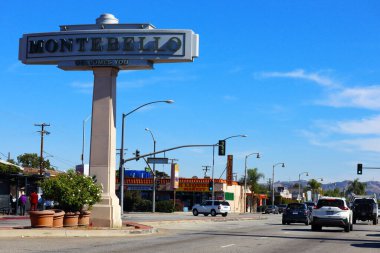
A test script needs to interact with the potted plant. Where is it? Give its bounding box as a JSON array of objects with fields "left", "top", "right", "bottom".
[{"left": 40, "top": 169, "right": 102, "bottom": 227}]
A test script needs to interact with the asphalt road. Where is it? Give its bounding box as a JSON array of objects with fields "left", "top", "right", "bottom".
[{"left": 1, "top": 214, "right": 380, "bottom": 252}]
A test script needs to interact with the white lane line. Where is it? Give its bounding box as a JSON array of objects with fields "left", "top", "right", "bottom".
[{"left": 221, "top": 244, "right": 235, "bottom": 248}]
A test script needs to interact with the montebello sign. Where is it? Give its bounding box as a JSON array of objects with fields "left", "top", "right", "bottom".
[
  {"left": 18, "top": 14, "right": 198, "bottom": 228},
  {"left": 19, "top": 16, "right": 199, "bottom": 70}
]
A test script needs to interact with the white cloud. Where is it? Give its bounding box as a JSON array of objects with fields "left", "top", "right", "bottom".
[
  {"left": 334, "top": 115, "right": 380, "bottom": 135},
  {"left": 320, "top": 85, "right": 380, "bottom": 110},
  {"left": 223, "top": 95, "right": 237, "bottom": 101},
  {"left": 260, "top": 69, "right": 341, "bottom": 88},
  {"left": 70, "top": 81, "right": 93, "bottom": 94}
]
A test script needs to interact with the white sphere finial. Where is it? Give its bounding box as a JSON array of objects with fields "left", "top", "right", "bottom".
[{"left": 96, "top": 14, "right": 119, "bottom": 24}]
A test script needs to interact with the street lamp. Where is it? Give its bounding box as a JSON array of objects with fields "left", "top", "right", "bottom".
[
  {"left": 272, "top": 162, "right": 285, "bottom": 206},
  {"left": 212, "top": 134, "right": 247, "bottom": 200},
  {"left": 298, "top": 171, "right": 309, "bottom": 202},
  {"left": 118, "top": 100, "right": 174, "bottom": 215},
  {"left": 145, "top": 128, "right": 157, "bottom": 213},
  {"left": 244, "top": 152, "right": 260, "bottom": 213},
  {"left": 81, "top": 115, "right": 91, "bottom": 167}
]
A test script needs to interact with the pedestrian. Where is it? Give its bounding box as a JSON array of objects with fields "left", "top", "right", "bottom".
[
  {"left": 19, "top": 193, "right": 27, "bottom": 215},
  {"left": 29, "top": 191, "right": 38, "bottom": 211}
]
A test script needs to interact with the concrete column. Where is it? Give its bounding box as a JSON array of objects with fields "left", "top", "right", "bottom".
[{"left": 89, "top": 67, "right": 122, "bottom": 228}]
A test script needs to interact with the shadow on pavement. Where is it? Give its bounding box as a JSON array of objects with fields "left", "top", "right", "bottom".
[
  {"left": 196, "top": 231, "right": 380, "bottom": 244},
  {"left": 351, "top": 243, "right": 380, "bottom": 248}
]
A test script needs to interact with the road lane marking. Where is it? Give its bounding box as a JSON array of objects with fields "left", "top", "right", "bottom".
[{"left": 221, "top": 244, "right": 235, "bottom": 248}]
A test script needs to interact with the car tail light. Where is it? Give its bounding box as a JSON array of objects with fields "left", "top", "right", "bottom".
[
  {"left": 313, "top": 206, "right": 320, "bottom": 209},
  {"left": 339, "top": 206, "right": 349, "bottom": 210}
]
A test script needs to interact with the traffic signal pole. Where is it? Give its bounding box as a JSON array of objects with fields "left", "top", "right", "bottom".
[{"left": 357, "top": 163, "right": 380, "bottom": 174}]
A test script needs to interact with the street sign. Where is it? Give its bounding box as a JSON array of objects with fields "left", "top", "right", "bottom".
[{"left": 147, "top": 157, "right": 169, "bottom": 164}]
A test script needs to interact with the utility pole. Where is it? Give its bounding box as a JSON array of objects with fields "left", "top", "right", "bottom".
[
  {"left": 35, "top": 123, "right": 50, "bottom": 175},
  {"left": 202, "top": 165, "right": 211, "bottom": 177}
]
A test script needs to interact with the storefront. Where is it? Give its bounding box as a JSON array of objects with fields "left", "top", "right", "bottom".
[{"left": 123, "top": 177, "right": 246, "bottom": 213}]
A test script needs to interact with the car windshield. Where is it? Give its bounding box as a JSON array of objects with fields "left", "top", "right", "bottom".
[
  {"left": 354, "top": 199, "right": 375, "bottom": 205},
  {"left": 287, "top": 203, "right": 305, "bottom": 210},
  {"left": 220, "top": 201, "right": 230, "bottom": 206},
  {"left": 317, "top": 199, "right": 344, "bottom": 208}
]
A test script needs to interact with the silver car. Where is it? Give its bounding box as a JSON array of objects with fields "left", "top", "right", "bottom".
[{"left": 192, "top": 200, "right": 230, "bottom": 217}]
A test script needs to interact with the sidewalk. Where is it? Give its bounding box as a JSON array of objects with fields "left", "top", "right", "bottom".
[
  {"left": 0, "top": 212, "right": 266, "bottom": 238},
  {"left": 0, "top": 215, "right": 156, "bottom": 238}
]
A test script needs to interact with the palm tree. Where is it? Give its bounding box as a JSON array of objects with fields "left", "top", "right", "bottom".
[
  {"left": 308, "top": 179, "right": 322, "bottom": 202},
  {"left": 246, "top": 168, "right": 264, "bottom": 213},
  {"left": 347, "top": 179, "right": 366, "bottom": 195}
]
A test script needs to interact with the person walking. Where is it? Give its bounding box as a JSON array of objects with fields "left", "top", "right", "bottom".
[
  {"left": 19, "top": 193, "right": 27, "bottom": 215},
  {"left": 29, "top": 191, "right": 38, "bottom": 211}
]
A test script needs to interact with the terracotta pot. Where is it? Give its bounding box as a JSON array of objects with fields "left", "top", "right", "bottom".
[
  {"left": 52, "top": 209, "right": 65, "bottom": 228},
  {"left": 63, "top": 212, "right": 80, "bottom": 227},
  {"left": 29, "top": 210, "right": 54, "bottom": 228},
  {"left": 78, "top": 211, "right": 91, "bottom": 226}
]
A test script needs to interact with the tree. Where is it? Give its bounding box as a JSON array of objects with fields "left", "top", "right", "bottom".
[
  {"left": 245, "top": 168, "right": 264, "bottom": 213},
  {"left": 323, "top": 188, "right": 340, "bottom": 197},
  {"left": 347, "top": 178, "right": 366, "bottom": 195},
  {"left": 17, "top": 153, "right": 53, "bottom": 170},
  {"left": 308, "top": 179, "right": 322, "bottom": 201}
]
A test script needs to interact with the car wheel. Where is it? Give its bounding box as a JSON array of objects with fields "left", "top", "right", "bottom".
[
  {"left": 287, "top": 222, "right": 291, "bottom": 225},
  {"left": 373, "top": 218, "right": 378, "bottom": 225},
  {"left": 311, "top": 225, "right": 321, "bottom": 231},
  {"left": 350, "top": 223, "right": 353, "bottom": 231},
  {"left": 192, "top": 209, "right": 198, "bottom": 216},
  {"left": 305, "top": 219, "right": 309, "bottom": 226},
  {"left": 211, "top": 209, "right": 217, "bottom": 216},
  {"left": 222, "top": 213, "right": 227, "bottom": 217},
  {"left": 282, "top": 220, "right": 286, "bottom": 225},
  {"left": 344, "top": 224, "right": 350, "bottom": 232},
  {"left": 203, "top": 214, "right": 209, "bottom": 216},
  {"left": 353, "top": 219, "right": 356, "bottom": 224}
]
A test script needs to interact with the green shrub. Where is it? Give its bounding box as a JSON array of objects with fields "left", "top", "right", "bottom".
[
  {"left": 156, "top": 200, "right": 174, "bottom": 213},
  {"left": 40, "top": 170, "right": 102, "bottom": 212},
  {"left": 134, "top": 199, "right": 152, "bottom": 212}
]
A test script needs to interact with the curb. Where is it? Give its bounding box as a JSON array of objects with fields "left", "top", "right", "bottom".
[{"left": 0, "top": 222, "right": 156, "bottom": 238}]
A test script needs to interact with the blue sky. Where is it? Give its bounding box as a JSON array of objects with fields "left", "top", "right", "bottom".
[{"left": 2, "top": 1, "right": 380, "bottom": 184}]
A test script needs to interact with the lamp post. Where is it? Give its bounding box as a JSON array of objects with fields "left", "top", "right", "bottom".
[
  {"left": 244, "top": 152, "right": 260, "bottom": 213},
  {"left": 272, "top": 162, "right": 285, "bottom": 206},
  {"left": 145, "top": 128, "right": 157, "bottom": 213},
  {"left": 298, "top": 171, "right": 309, "bottom": 202},
  {"left": 81, "top": 115, "right": 91, "bottom": 167},
  {"left": 118, "top": 100, "right": 174, "bottom": 215},
  {"left": 212, "top": 134, "right": 247, "bottom": 200}
]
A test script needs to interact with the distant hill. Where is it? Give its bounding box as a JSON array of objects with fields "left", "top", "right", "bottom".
[{"left": 273, "top": 180, "right": 380, "bottom": 197}]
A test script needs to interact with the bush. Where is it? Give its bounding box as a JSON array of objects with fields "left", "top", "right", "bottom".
[
  {"left": 156, "top": 200, "right": 174, "bottom": 213},
  {"left": 40, "top": 170, "right": 102, "bottom": 212},
  {"left": 134, "top": 199, "right": 152, "bottom": 212}
]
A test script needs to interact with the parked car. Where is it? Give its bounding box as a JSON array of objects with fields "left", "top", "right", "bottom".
[
  {"left": 264, "top": 205, "right": 279, "bottom": 214},
  {"left": 278, "top": 204, "right": 288, "bottom": 214},
  {"left": 310, "top": 197, "right": 353, "bottom": 232},
  {"left": 192, "top": 200, "right": 230, "bottom": 217},
  {"left": 282, "top": 203, "right": 310, "bottom": 225},
  {"left": 350, "top": 195, "right": 378, "bottom": 225}
]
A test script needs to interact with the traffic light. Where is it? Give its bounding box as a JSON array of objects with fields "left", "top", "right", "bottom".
[
  {"left": 208, "top": 180, "right": 213, "bottom": 191},
  {"left": 135, "top": 149, "right": 140, "bottom": 161},
  {"left": 357, "top": 163, "right": 363, "bottom": 175},
  {"left": 218, "top": 140, "right": 226, "bottom": 156}
]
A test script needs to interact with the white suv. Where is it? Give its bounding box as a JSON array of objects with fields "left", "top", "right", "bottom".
[
  {"left": 311, "top": 197, "right": 353, "bottom": 232},
  {"left": 192, "top": 200, "right": 230, "bottom": 217}
]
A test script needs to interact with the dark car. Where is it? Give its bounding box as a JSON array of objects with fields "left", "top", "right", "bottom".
[
  {"left": 264, "top": 205, "right": 279, "bottom": 214},
  {"left": 282, "top": 203, "right": 310, "bottom": 225},
  {"left": 278, "top": 204, "right": 288, "bottom": 214}
]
